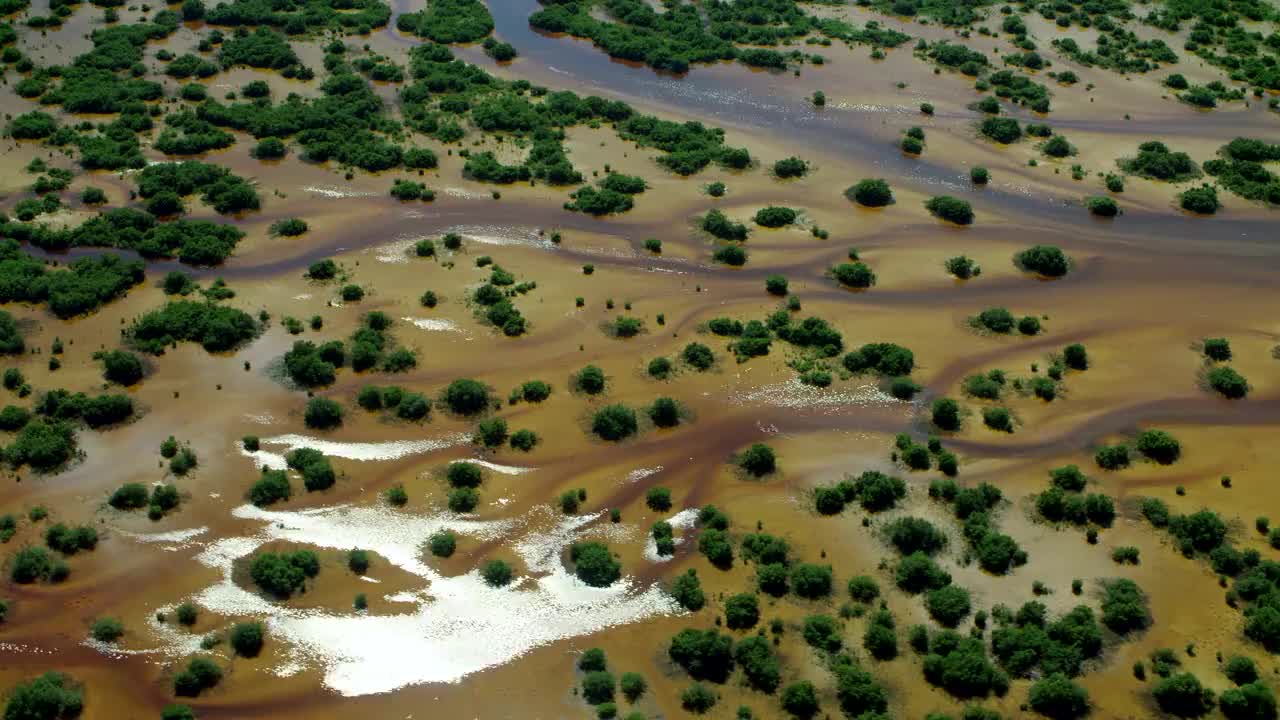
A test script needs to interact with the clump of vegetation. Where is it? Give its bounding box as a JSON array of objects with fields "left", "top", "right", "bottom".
[
  {"left": 1118, "top": 141, "right": 1200, "bottom": 182},
  {"left": 846, "top": 178, "right": 894, "bottom": 207},
  {"left": 1179, "top": 184, "right": 1220, "bottom": 215},
  {"left": 250, "top": 549, "right": 319, "bottom": 597},
  {"left": 926, "top": 196, "right": 974, "bottom": 224},
  {"left": 1015, "top": 245, "right": 1070, "bottom": 277},
  {"left": 2, "top": 673, "right": 82, "bottom": 718}
]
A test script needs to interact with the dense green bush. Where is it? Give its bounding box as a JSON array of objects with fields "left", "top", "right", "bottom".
[
  {"left": 847, "top": 178, "right": 894, "bottom": 207},
  {"left": 592, "top": 405, "right": 637, "bottom": 441},
  {"left": 2, "top": 673, "right": 82, "bottom": 719},
  {"left": 444, "top": 378, "right": 490, "bottom": 414},
  {"left": 668, "top": 628, "right": 734, "bottom": 683},
  {"left": 682, "top": 343, "right": 715, "bottom": 370},
  {"left": 1100, "top": 579, "right": 1149, "bottom": 634},
  {"left": 843, "top": 342, "right": 915, "bottom": 376},
  {"left": 1135, "top": 429, "right": 1180, "bottom": 464},
  {"left": 1119, "top": 141, "right": 1200, "bottom": 182},
  {"left": 481, "top": 559, "right": 513, "bottom": 587},
  {"left": 1152, "top": 673, "right": 1216, "bottom": 717},
  {"left": 173, "top": 657, "right": 222, "bottom": 697},
  {"left": 733, "top": 636, "right": 780, "bottom": 693},
  {"left": 754, "top": 206, "right": 798, "bottom": 227},
  {"left": 885, "top": 517, "right": 948, "bottom": 555},
  {"left": 932, "top": 398, "right": 961, "bottom": 431},
  {"left": 248, "top": 469, "right": 291, "bottom": 506},
  {"left": 1016, "top": 245, "right": 1070, "bottom": 276},
  {"left": 397, "top": 0, "right": 493, "bottom": 43},
  {"left": 303, "top": 397, "right": 343, "bottom": 430},
  {"left": 737, "top": 443, "right": 775, "bottom": 477},
  {"left": 1208, "top": 366, "right": 1249, "bottom": 398},
  {"left": 128, "top": 301, "right": 258, "bottom": 354},
  {"left": 250, "top": 549, "right": 319, "bottom": 597},
  {"left": 1094, "top": 443, "right": 1130, "bottom": 470},
  {"left": 831, "top": 262, "right": 876, "bottom": 289},
  {"left": 1028, "top": 674, "right": 1091, "bottom": 719},
  {"left": 230, "top": 621, "right": 264, "bottom": 657},
  {"left": 1086, "top": 196, "right": 1119, "bottom": 217},
  {"left": 896, "top": 551, "right": 951, "bottom": 594},
  {"left": 672, "top": 569, "right": 705, "bottom": 611},
  {"left": 926, "top": 585, "right": 972, "bottom": 627},
  {"left": 648, "top": 397, "right": 680, "bottom": 428},
  {"left": 4, "top": 419, "right": 76, "bottom": 471},
  {"left": 979, "top": 117, "right": 1021, "bottom": 143},
  {"left": 1179, "top": 184, "right": 1220, "bottom": 214},
  {"left": 701, "top": 209, "right": 748, "bottom": 240},
  {"left": 926, "top": 196, "right": 974, "bottom": 224},
  {"left": 570, "top": 540, "right": 619, "bottom": 586}
]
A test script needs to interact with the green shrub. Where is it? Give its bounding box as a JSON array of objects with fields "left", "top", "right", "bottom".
[
  {"left": 248, "top": 469, "right": 291, "bottom": 506},
  {"left": 1016, "top": 245, "right": 1070, "bottom": 276},
  {"left": 592, "top": 405, "right": 637, "bottom": 441},
  {"left": 1086, "top": 196, "right": 1119, "bottom": 217},
  {"left": 2, "top": 673, "right": 82, "bottom": 719},
  {"left": 481, "top": 559, "right": 513, "bottom": 587},
  {"left": 1152, "top": 673, "right": 1215, "bottom": 717},
  {"left": 428, "top": 530, "right": 456, "bottom": 557},
  {"left": 304, "top": 397, "right": 343, "bottom": 429},
  {"left": 1028, "top": 673, "right": 1090, "bottom": 719},
  {"left": 737, "top": 443, "right": 775, "bottom": 477},
  {"left": 1180, "top": 184, "right": 1220, "bottom": 214},
  {"left": 1135, "top": 429, "right": 1180, "bottom": 464},
  {"left": 847, "top": 179, "right": 894, "bottom": 207},
  {"left": 474, "top": 418, "right": 508, "bottom": 447},
  {"left": 230, "top": 621, "right": 264, "bottom": 657},
  {"left": 926, "top": 585, "right": 971, "bottom": 627},
  {"left": 701, "top": 209, "right": 748, "bottom": 240},
  {"left": 640, "top": 396, "right": 677, "bottom": 428},
  {"left": 682, "top": 343, "right": 714, "bottom": 370},
  {"left": 926, "top": 196, "right": 974, "bottom": 224},
  {"left": 831, "top": 262, "right": 876, "bottom": 288},
  {"left": 979, "top": 117, "right": 1021, "bottom": 143},
  {"left": 90, "top": 617, "right": 124, "bottom": 642},
  {"left": 976, "top": 307, "right": 1016, "bottom": 333},
  {"left": 445, "top": 378, "right": 489, "bottom": 414},
  {"left": 249, "top": 550, "right": 318, "bottom": 597},
  {"left": 98, "top": 345, "right": 145, "bottom": 381},
  {"left": 1207, "top": 366, "right": 1248, "bottom": 398},
  {"left": 932, "top": 398, "right": 961, "bottom": 430}
]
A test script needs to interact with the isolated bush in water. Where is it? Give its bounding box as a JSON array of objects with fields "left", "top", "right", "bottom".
[
  {"left": 847, "top": 179, "right": 894, "bottom": 207},
  {"left": 592, "top": 404, "right": 638, "bottom": 441},
  {"left": 737, "top": 443, "right": 776, "bottom": 477},
  {"left": 832, "top": 262, "right": 876, "bottom": 289},
  {"left": 445, "top": 378, "right": 490, "bottom": 414},
  {"left": 926, "top": 196, "right": 974, "bottom": 224},
  {"left": 1016, "top": 245, "right": 1070, "bottom": 276}
]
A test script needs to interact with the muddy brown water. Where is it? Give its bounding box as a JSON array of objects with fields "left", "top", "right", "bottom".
[{"left": 2, "top": 1, "right": 1280, "bottom": 718}]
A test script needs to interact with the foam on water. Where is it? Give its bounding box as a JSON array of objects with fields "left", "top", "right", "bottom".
[
  {"left": 623, "top": 466, "right": 663, "bottom": 483},
  {"left": 119, "top": 527, "right": 208, "bottom": 550},
  {"left": 438, "top": 225, "right": 554, "bottom": 249},
  {"left": 439, "top": 187, "right": 491, "bottom": 200},
  {"left": 239, "top": 433, "right": 472, "bottom": 469},
  {"left": 733, "top": 379, "right": 901, "bottom": 411},
  {"left": 126, "top": 503, "right": 680, "bottom": 695},
  {"left": 467, "top": 459, "right": 534, "bottom": 475},
  {"left": 304, "top": 185, "right": 377, "bottom": 199},
  {"left": 401, "top": 317, "right": 465, "bottom": 333}
]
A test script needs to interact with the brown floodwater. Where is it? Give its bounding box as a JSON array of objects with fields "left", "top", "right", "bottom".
[{"left": 2, "top": 1, "right": 1279, "bottom": 718}]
